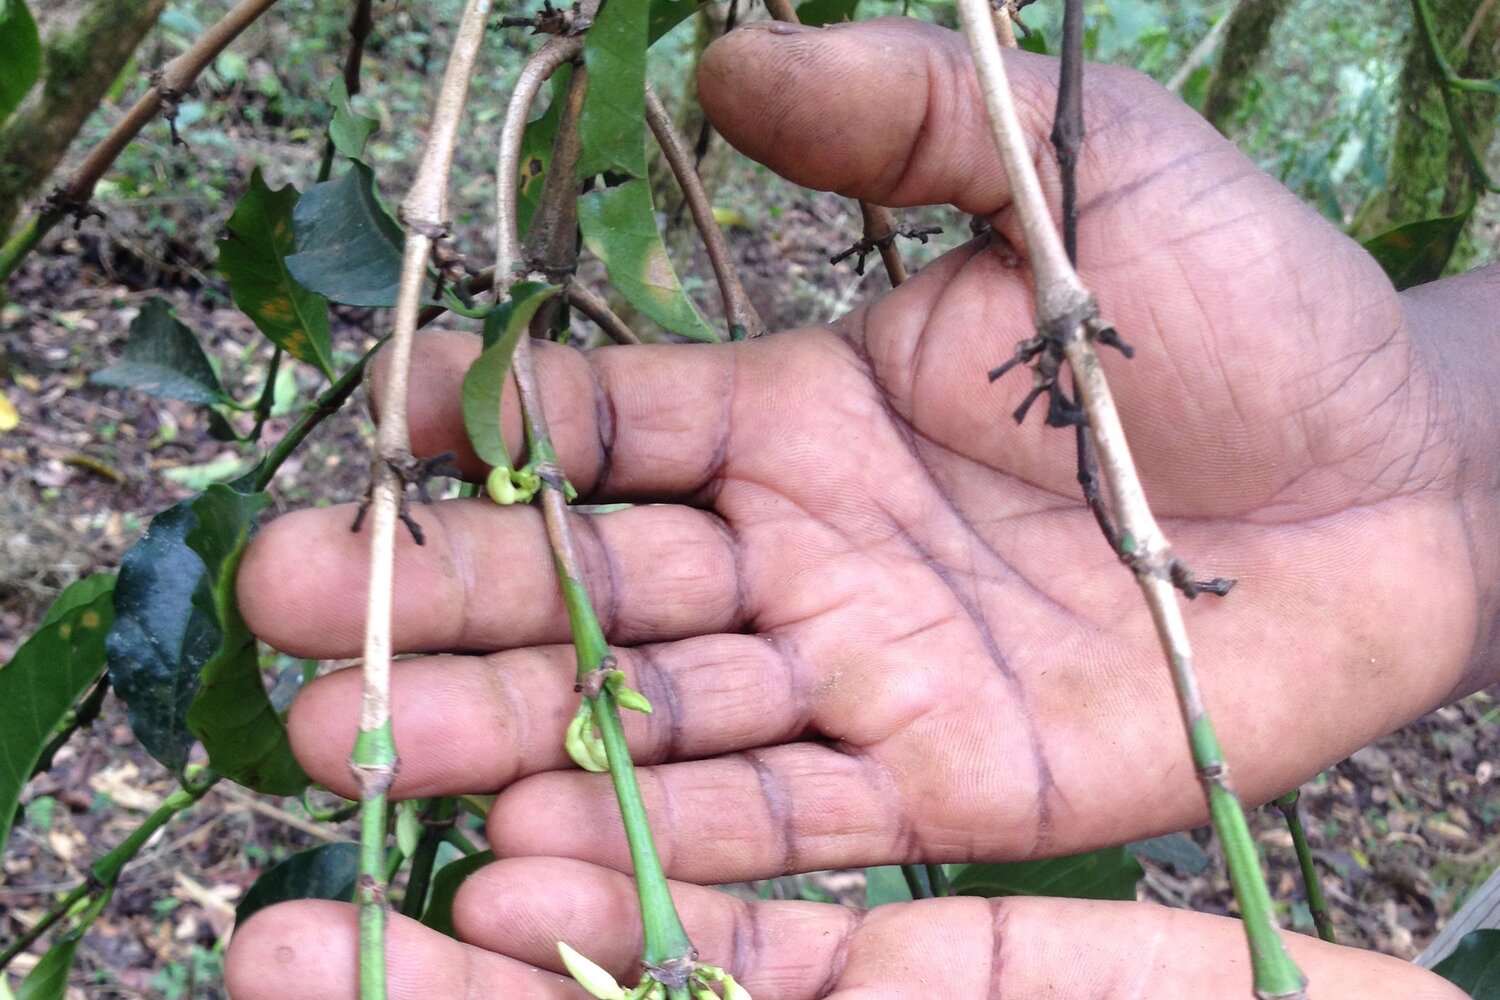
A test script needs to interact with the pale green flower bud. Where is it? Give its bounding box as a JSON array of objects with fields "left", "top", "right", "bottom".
[
  {"left": 557, "top": 941, "right": 626, "bottom": 1000},
  {"left": 486, "top": 466, "right": 518, "bottom": 505},
  {"left": 721, "top": 973, "right": 752, "bottom": 1000},
  {"left": 614, "top": 684, "right": 653, "bottom": 715},
  {"left": 565, "top": 705, "right": 609, "bottom": 772}
]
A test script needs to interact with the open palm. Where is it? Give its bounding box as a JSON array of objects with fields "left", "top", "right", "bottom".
[{"left": 229, "top": 18, "right": 1487, "bottom": 999}]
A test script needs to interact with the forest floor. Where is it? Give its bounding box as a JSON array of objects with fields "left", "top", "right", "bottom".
[{"left": 2, "top": 184, "right": 1498, "bottom": 998}]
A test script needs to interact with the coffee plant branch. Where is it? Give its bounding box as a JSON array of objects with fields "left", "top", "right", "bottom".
[
  {"left": 352, "top": 2, "right": 496, "bottom": 997},
  {"left": 953, "top": 0, "right": 1307, "bottom": 995},
  {"left": 0, "top": 0, "right": 284, "bottom": 284},
  {"left": 644, "top": 82, "right": 764, "bottom": 339}
]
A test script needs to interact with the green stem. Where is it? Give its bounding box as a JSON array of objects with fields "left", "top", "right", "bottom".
[
  {"left": 900, "top": 865, "right": 927, "bottom": 900},
  {"left": 0, "top": 777, "right": 215, "bottom": 973},
  {"left": 1190, "top": 719, "right": 1306, "bottom": 998},
  {"left": 592, "top": 686, "right": 694, "bottom": 967},
  {"left": 352, "top": 721, "right": 396, "bottom": 1000},
  {"left": 1411, "top": 0, "right": 1500, "bottom": 192},
  {"left": 923, "top": 863, "right": 951, "bottom": 898},
  {"left": 443, "top": 824, "right": 481, "bottom": 856},
  {"left": 245, "top": 346, "right": 284, "bottom": 443},
  {"left": 1275, "top": 790, "right": 1335, "bottom": 944},
  {"left": 250, "top": 339, "right": 380, "bottom": 492}
]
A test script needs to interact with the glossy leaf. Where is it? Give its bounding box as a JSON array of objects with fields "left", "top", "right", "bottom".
[
  {"left": 285, "top": 162, "right": 405, "bottom": 307},
  {"left": 92, "top": 298, "right": 227, "bottom": 405},
  {"left": 0, "top": 575, "right": 114, "bottom": 852},
  {"left": 237, "top": 842, "right": 360, "bottom": 926},
  {"left": 183, "top": 486, "right": 306, "bottom": 794},
  {"left": 948, "top": 847, "right": 1143, "bottom": 901},
  {"left": 1361, "top": 203, "right": 1473, "bottom": 290},
  {"left": 0, "top": 0, "right": 39, "bottom": 124},
  {"left": 327, "top": 77, "right": 378, "bottom": 162},
  {"left": 1433, "top": 930, "right": 1500, "bottom": 998},
  {"left": 421, "top": 851, "right": 495, "bottom": 938},
  {"left": 219, "top": 168, "right": 334, "bottom": 378},
  {"left": 462, "top": 282, "right": 558, "bottom": 469},
  {"left": 109, "top": 488, "right": 305, "bottom": 793},
  {"left": 797, "top": 0, "right": 859, "bottom": 27},
  {"left": 579, "top": 180, "right": 717, "bottom": 342},
  {"left": 14, "top": 931, "right": 80, "bottom": 1000}
]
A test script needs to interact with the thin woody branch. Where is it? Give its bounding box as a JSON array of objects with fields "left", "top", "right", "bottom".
[
  {"left": 355, "top": 2, "right": 497, "bottom": 997},
  {"left": 645, "top": 83, "right": 764, "bottom": 339},
  {"left": 0, "top": 0, "right": 284, "bottom": 282},
  {"left": 763, "top": 1, "right": 917, "bottom": 291},
  {"left": 952, "top": 0, "right": 1305, "bottom": 995},
  {"left": 568, "top": 284, "right": 642, "bottom": 345}
]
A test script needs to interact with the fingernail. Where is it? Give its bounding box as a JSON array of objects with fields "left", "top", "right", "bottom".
[{"left": 741, "top": 19, "right": 816, "bottom": 35}]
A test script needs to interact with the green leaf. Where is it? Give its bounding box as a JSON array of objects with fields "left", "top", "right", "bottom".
[
  {"left": 462, "top": 282, "right": 559, "bottom": 469},
  {"left": 1434, "top": 930, "right": 1500, "bottom": 998},
  {"left": 863, "top": 866, "right": 914, "bottom": 907},
  {"left": 1361, "top": 203, "right": 1474, "bottom": 291},
  {"left": 327, "top": 77, "right": 378, "bottom": 161},
  {"left": 579, "top": 180, "right": 717, "bottom": 342},
  {"left": 577, "top": 0, "right": 649, "bottom": 179},
  {"left": 236, "top": 842, "right": 360, "bottom": 926},
  {"left": 108, "top": 488, "right": 306, "bottom": 793},
  {"left": 0, "top": 575, "right": 115, "bottom": 853},
  {"left": 0, "top": 0, "right": 40, "bottom": 124},
  {"left": 1019, "top": 28, "right": 1048, "bottom": 55},
  {"left": 184, "top": 486, "right": 306, "bottom": 794},
  {"left": 421, "top": 851, "right": 495, "bottom": 938},
  {"left": 948, "top": 846, "right": 1143, "bottom": 901},
  {"left": 285, "top": 162, "right": 405, "bottom": 307},
  {"left": 647, "top": 0, "right": 707, "bottom": 44},
  {"left": 797, "top": 0, "right": 860, "bottom": 27},
  {"left": 1128, "top": 832, "right": 1209, "bottom": 875},
  {"left": 14, "top": 931, "right": 80, "bottom": 1000},
  {"left": 515, "top": 67, "right": 569, "bottom": 241},
  {"left": 218, "top": 168, "right": 334, "bottom": 379},
  {"left": 92, "top": 298, "right": 227, "bottom": 405}
]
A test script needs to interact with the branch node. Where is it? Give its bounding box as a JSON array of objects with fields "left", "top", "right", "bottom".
[
  {"left": 576, "top": 654, "right": 620, "bottom": 698},
  {"left": 497, "top": 0, "right": 595, "bottom": 36},
  {"left": 646, "top": 953, "right": 698, "bottom": 990},
  {"left": 349, "top": 452, "right": 461, "bottom": 545},
  {"left": 42, "top": 187, "right": 104, "bottom": 229},
  {"left": 829, "top": 223, "right": 944, "bottom": 275}
]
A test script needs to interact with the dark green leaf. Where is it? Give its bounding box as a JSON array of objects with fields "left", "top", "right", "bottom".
[
  {"left": 184, "top": 486, "right": 306, "bottom": 794},
  {"left": 421, "top": 851, "right": 495, "bottom": 938},
  {"left": 579, "top": 180, "right": 717, "bottom": 342},
  {"left": 1019, "top": 28, "right": 1048, "bottom": 55},
  {"left": 0, "top": 575, "right": 115, "bottom": 852},
  {"left": 237, "top": 842, "right": 360, "bottom": 926},
  {"left": 797, "top": 0, "right": 859, "bottom": 27},
  {"left": 219, "top": 168, "right": 334, "bottom": 378},
  {"left": 108, "top": 488, "right": 305, "bottom": 793},
  {"left": 948, "top": 847, "right": 1143, "bottom": 901},
  {"left": 0, "top": 0, "right": 40, "bottom": 124},
  {"left": 286, "top": 162, "right": 405, "bottom": 307},
  {"left": 462, "top": 282, "right": 558, "bottom": 469},
  {"left": 14, "top": 931, "right": 81, "bottom": 1000},
  {"left": 1434, "top": 930, "right": 1500, "bottom": 998},
  {"left": 92, "top": 298, "right": 227, "bottom": 405},
  {"left": 1361, "top": 203, "right": 1474, "bottom": 290},
  {"left": 1128, "top": 832, "right": 1209, "bottom": 875},
  {"left": 327, "top": 77, "right": 378, "bottom": 161},
  {"left": 577, "top": 0, "right": 648, "bottom": 179},
  {"left": 863, "top": 866, "right": 914, "bottom": 907}
]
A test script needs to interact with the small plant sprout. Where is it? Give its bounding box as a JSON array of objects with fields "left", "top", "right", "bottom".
[{"left": 558, "top": 942, "right": 752, "bottom": 1000}]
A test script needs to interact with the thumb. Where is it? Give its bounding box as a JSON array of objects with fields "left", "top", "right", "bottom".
[{"left": 697, "top": 17, "right": 1219, "bottom": 219}]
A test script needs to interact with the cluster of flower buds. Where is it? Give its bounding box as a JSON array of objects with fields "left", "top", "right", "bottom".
[
  {"left": 564, "top": 669, "right": 653, "bottom": 773},
  {"left": 558, "top": 942, "right": 751, "bottom": 1000},
  {"left": 485, "top": 463, "right": 544, "bottom": 505}
]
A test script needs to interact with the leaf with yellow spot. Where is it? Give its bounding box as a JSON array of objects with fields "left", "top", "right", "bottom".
[
  {"left": 219, "top": 168, "right": 334, "bottom": 379},
  {"left": 0, "top": 574, "right": 116, "bottom": 852}
]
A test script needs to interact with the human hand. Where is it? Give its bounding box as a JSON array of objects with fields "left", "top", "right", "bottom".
[{"left": 226, "top": 16, "right": 1496, "bottom": 998}]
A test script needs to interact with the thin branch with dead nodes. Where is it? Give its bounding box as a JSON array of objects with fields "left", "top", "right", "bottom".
[
  {"left": 353, "top": 2, "right": 496, "bottom": 997},
  {"left": 952, "top": 0, "right": 1307, "bottom": 995}
]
